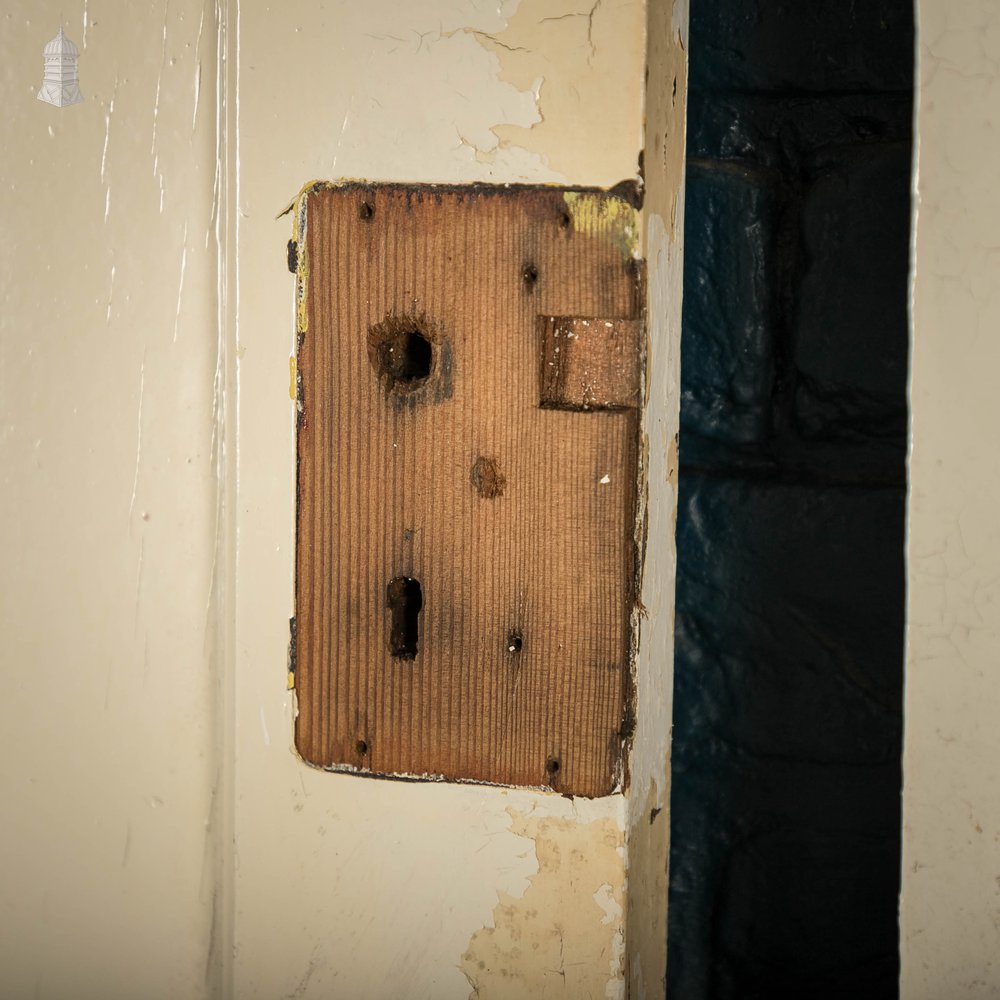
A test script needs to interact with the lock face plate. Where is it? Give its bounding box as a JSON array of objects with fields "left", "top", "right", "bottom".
[{"left": 293, "top": 182, "right": 643, "bottom": 796}]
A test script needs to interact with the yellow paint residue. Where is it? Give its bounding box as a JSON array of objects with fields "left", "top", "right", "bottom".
[
  {"left": 291, "top": 180, "right": 325, "bottom": 337},
  {"left": 289, "top": 179, "right": 375, "bottom": 337},
  {"left": 564, "top": 191, "right": 639, "bottom": 261},
  {"left": 288, "top": 355, "right": 297, "bottom": 401},
  {"left": 462, "top": 807, "right": 625, "bottom": 1000}
]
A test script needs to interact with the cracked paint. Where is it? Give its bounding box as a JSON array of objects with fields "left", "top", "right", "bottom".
[
  {"left": 461, "top": 0, "right": 646, "bottom": 184},
  {"left": 267, "top": 1, "right": 645, "bottom": 185},
  {"left": 461, "top": 808, "right": 626, "bottom": 1000},
  {"left": 462, "top": 0, "right": 646, "bottom": 181}
]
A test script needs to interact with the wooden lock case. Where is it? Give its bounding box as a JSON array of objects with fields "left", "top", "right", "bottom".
[{"left": 290, "top": 182, "right": 645, "bottom": 797}]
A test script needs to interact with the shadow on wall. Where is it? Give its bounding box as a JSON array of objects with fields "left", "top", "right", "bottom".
[{"left": 667, "top": 1, "right": 913, "bottom": 998}]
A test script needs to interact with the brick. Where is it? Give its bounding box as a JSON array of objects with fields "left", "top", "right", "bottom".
[
  {"left": 689, "top": 0, "right": 914, "bottom": 95},
  {"left": 681, "top": 162, "right": 777, "bottom": 447},
  {"left": 672, "top": 474, "right": 904, "bottom": 766},
  {"left": 668, "top": 751, "right": 901, "bottom": 1000},
  {"left": 668, "top": 472, "right": 905, "bottom": 999},
  {"left": 712, "top": 823, "right": 901, "bottom": 999},
  {"left": 794, "top": 142, "right": 911, "bottom": 427},
  {"left": 687, "top": 92, "right": 914, "bottom": 166}
]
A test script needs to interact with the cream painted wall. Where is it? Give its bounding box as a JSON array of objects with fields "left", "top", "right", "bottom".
[
  {"left": 232, "top": 3, "right": 666, "bottom": 998},
  {"left": 1, "top": 2, "right": 686, "bottom": 997},
  {"left": 0, "top": 3, "right": 221, "bottom": 998},
  {"left": 902, "top": 1, "right": 1000, "bottom": 995}
]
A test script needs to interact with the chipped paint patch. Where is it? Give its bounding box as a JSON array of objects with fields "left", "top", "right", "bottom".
[
  {"left": 291, "top": 182, "right": 324, "bottom": 337},
  {"left": 462, "top": 807, "right": 625, "bottom": 999},
  {"left": 667, "top": 431, "right": 679, "bottom": 488},
  {"left": 563, "top": 190, "right": 639, "bottom": 260},
  {"left": 625, "top": 778, "right": 669, "bottom": 999},
  {"left": 462, "top": 0, "right": 646, "bottom": 185}
]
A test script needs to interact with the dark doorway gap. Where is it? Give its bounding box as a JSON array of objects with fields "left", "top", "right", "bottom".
[{"left": 668, "top": 2, "right": 913, "bottom": 997}]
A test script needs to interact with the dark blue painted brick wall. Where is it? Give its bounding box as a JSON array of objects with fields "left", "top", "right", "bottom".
[{"left": 667, "top": 3, "right": 913, "bottom": 997}]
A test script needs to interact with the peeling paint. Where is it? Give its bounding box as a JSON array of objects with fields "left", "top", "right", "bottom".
[
  {"left": 291, "top": 183, "right": 319, "bottom": 338},
  {"left": 462, "top": 0, "right": 646, "bottom": 182},
  {"left": 461, "top": 808, "right": 625, "bottom": 1000}
]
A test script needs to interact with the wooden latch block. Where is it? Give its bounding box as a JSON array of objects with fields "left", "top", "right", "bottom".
[
  {"left": 538, "top": 316, "right": 643, "bottom": 410},
  {"left": 291, "top": 182, "right": 644, "bottom": 797}
]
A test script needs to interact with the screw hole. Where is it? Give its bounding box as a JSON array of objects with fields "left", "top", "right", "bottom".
[
  {"left": 522, "top": 263, "right": 538, "bottom": 287},
  {"left": 356, "top": 739, "right": 369, "bottom": 755},
  {"left": 507, "top": 630, "right": 523, "bottom": 654},
  {"left": 359, "top": 200, "right": 374, "bottom": 220},
  {"left": 471, "top": 456, "right": 506, "bottom": 499},
  {"left": 545, "top": 756, "right": 561, "bottom": 777},
  {"left": 558, "top": 211, "right": 571, "bottom": 229}
]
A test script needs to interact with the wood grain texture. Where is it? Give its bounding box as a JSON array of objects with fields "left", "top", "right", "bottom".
[
  {"left": 538, "top": 316, "right": 643, "bottom": 410},
  {"left": 293, "top": 183, "right": 642, "bottom": 797}
]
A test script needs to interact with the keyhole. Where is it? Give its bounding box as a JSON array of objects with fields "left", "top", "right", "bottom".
[{"left": 387, "top": 577, "right": 423, "bottom": 660}]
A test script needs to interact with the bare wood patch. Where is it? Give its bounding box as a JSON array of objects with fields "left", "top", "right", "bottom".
[{"left": 293, "top": 182, "right": 642, "bottom": 797}]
